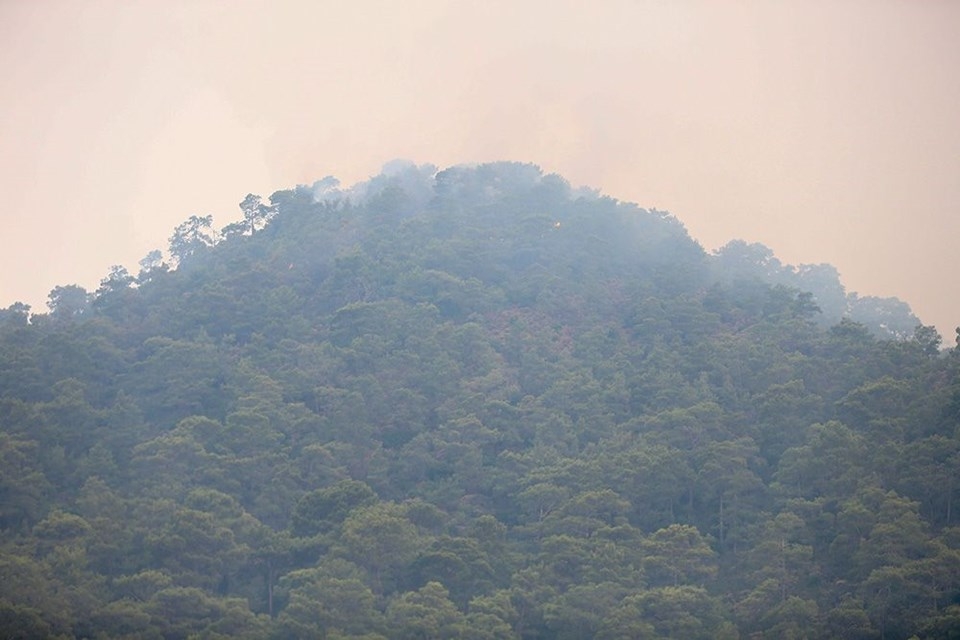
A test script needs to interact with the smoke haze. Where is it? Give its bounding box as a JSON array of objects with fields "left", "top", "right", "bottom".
[{"left": 1, "top": 1, "right": 957, "bottom": 336}]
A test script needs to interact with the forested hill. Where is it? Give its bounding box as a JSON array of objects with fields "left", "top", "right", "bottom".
[{"left": 1, "top": 161, "right": 958, "bottom": 639}]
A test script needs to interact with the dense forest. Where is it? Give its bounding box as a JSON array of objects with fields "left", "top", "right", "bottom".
[{"left": 1, "top": 161, "right": 958, "bottom": 639}]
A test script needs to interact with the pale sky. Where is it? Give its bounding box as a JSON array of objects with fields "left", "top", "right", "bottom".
[{"left": 2, "top": 1, "right": 958, "bottom": 338}]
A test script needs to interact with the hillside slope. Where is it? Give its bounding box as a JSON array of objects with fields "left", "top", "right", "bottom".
[{"left": 1, "top": 162, "right": 958, "bottom": 639}]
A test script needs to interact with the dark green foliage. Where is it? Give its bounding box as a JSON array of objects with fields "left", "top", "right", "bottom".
[
  {"left": 291, "top": 479, "right": 377, "bottom": 537},
  {"left": 0, "top": 161, "right": 955, "bottom": 638}
]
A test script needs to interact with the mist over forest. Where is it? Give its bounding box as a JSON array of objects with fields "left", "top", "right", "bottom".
[{"left": 1, "top": 162, "right": 958, "bottom": 639}]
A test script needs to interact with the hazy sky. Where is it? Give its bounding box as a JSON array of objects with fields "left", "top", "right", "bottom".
[{"left": 2, "top": 1, "right": 958, "bottom": 337}]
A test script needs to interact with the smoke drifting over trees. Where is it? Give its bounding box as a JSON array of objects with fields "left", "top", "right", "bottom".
[{"left": 0, "top": 162, "right": 958, "bottom": 639}]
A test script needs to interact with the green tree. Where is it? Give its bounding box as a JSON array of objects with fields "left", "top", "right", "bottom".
[
  {"left": 642, "top": 524, "right": 718, "bottom": 587},
  {"left": 602, "top": 586, "right": 734, "bottom": 640},
  {"left": 0, "top": 434, "right": 48, "bottom": 530},
  {"left": 277, "top": 564, "right": 383, "bottom": 638},
  {"left": 127, "top": 339, "right": 229, "bottom": 426},
  {"left": 95, "top": 264, "right": 134, "bottom": 296},
  {"left": 405, "top": 536, "right": 497, "bottom": 607},
  {"left": 695, "top": 437, "right": 766, "bottom": 553},
  {"left": 542, "top": 582, "right": 628, "bottom": 640},
  {"left": 893, "top": 435, "right": 960, "bottom": 525},
  {"left": 0, "top": 301, "right": 31, "bottom": 327},
  {"left": 146, "top": 507, "right": 248, "bottom": 590},
  {"left": 168, "top": 214, "right": 217, "bottom": 266},
  {"left": 46, "top": 284, "right": 90, "bottom": 320},
  {"left": 820, "top": 596, "right": 877, "bottom": 640},
  {"left": 0, "top": 602, "right": 58, "bottom": 640},
  {"left": 385, "top": 581, "right": 466, "bottom": 640},
  {"left": 735, "top": 513, "right": 817, "bottom": 636},
  {"left": 145, "top": 586, "right": 268, "bottom": 639},
  {"left": 338, "top": 502, "right": 424, "bottom": 592},
  {"left": 912, "top": 324, "right": 943, "bottom": 357},
  {"left": 290, "top": 479, "right": 377, "bottom": 538},
  {"left": 465, "top": 590, "right": 518, "bottom": 640},
  {"left": 774, "top": 421, "right": 867, "bottom": 501}
]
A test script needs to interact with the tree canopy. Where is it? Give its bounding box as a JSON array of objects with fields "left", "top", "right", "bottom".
[{"left": 0, "top": 161, "right": 957, "bottom": 639}]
